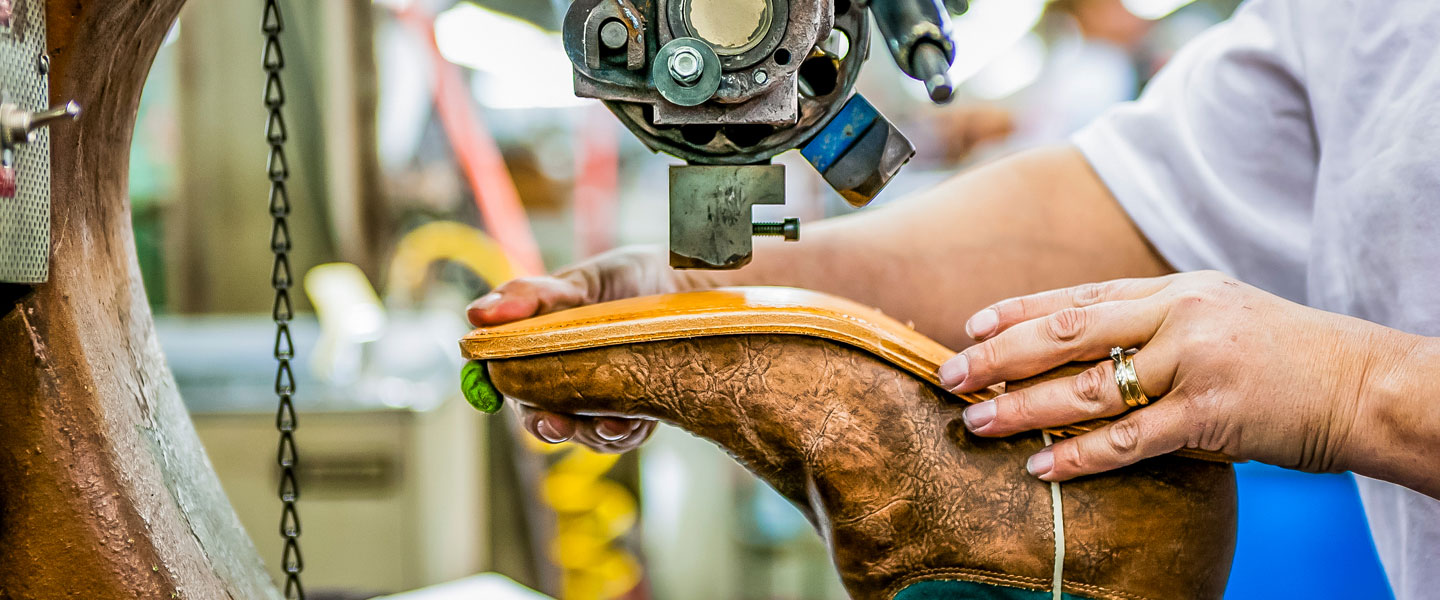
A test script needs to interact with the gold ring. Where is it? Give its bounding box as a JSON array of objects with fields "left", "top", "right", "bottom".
[{"left": 1110, "top": 347, "right": 1149, "bottom": 408}]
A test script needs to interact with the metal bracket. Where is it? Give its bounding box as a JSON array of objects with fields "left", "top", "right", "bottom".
[{"left": 669, "top": 164, "right": 789, "bottom": 270}]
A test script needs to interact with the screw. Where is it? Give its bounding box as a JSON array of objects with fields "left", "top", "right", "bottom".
[
  {"left": 753, "top": 69, "right": 768, "bottom": 84},
  {"left": 599, "top": 19, "right": 628, "bottom": 50},
  {"left": 752, "top": 218, "right": 800, "bottom": 241},
  {"left": 37, "top": 55, "right": 48, "bottom": 75},
  {"left": 668, "top": 47, "right": 704, "bottom": 85}
]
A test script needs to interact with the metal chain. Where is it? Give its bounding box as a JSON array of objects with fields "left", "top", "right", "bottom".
[{"left": 262, "top": 0, "right": 303, "bottom": 598}]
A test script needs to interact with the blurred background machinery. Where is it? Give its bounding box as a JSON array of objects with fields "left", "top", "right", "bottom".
[{"left": 126, "top": 0, "right": 1394, "bottom": 599}]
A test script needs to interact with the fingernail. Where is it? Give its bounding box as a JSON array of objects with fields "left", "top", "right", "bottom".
[
  {"left": 963, "top": 400, "right": 996, "bottom": 432},
  {"left": 938, "top": 354, "right": 969, "bottom": 388},
  {"left": 472, "top": 293, "right": 501, "bottom": 313},
  {"left": 966, "top": 308, "right": 999, "bottom": 340},
  {"left": 595, "top": 419, "right": 631, "bottom": 441},
  {"left": 535, "top": 417, "right": 569, "bottom": 444},
  {"left": 1027, "top": 449, "right": 1054, "bottom": 478}
]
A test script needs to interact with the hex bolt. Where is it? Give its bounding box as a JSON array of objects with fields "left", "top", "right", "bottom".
[
  {"left": 752, "top": 218, "right": 800, "bottom": 241},
  {"left": 668, "top": 47, "right": 704, "bottom": 85},
  {"left": 599, "top": 19, "right": 628, "bottom": 50},
  {"left": 753, "top": 69, "right": 768, "bottom": 84}
]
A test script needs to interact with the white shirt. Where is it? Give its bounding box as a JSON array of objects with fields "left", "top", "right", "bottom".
[{"left": 1071, "top": 0, "right": 1440, "bottom": 597}]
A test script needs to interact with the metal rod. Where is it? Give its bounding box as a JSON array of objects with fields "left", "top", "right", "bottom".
[{"left": 911, "top": 42, "right": 953, "bottom": 104}]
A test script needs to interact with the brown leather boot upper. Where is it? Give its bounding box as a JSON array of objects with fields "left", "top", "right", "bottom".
[{"left": 464, "top": 289, "right": 1237, "bottom": 600}]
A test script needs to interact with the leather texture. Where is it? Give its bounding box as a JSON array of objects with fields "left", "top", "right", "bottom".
[{"left": 462, "top": 288, "right": 1238, "bottom": 600}]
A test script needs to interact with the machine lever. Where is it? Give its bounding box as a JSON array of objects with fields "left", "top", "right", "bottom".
[{"left": 1, "top": 100, "right": 80, "bottom": 146}]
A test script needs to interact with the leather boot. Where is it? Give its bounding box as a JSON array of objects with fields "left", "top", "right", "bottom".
[{"left": 464, "top": 288, "right": 1237, "bottom": 600}]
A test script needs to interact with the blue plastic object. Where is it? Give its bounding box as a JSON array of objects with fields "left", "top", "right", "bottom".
[
  {"left": 800, "top": 94, "right": 880, "bottom": 174},
  {"left": 1224, "top": 463, "right": 1392, "bottom": 599}
]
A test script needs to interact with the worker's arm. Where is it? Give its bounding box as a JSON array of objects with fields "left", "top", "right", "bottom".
[
  {"left": 709, "top": 145, "right": 1171, "bottom": 349},
  {"left": 468, "top": 144, "right": 1169, "bottom": 450}
]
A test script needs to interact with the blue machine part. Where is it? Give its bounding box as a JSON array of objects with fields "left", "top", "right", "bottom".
[
  {"left": 801, "top": 94, "right": 880, "bottom": 174},
  {"left": 1224, "top": 463, "right": 1392, "bottom": 599}
]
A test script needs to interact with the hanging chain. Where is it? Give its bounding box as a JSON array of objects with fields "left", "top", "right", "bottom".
[{"left": 263, "top": 0, "right": 304, "bottom": 598}]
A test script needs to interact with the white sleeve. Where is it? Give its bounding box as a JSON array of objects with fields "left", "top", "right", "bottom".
[{"left": 1071, "top": 0, "right": 1317, "bottom": 302}]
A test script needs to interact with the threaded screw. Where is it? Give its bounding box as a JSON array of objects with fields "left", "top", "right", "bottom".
[{"left": 753, "top": 218, "right": 800, "bottom": 241}]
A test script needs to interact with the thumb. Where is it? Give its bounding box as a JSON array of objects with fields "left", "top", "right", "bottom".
[{"left": 467, "top": 276, "right": 590, "bottom": 327}]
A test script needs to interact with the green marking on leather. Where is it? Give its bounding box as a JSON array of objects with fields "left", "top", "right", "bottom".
[
  {"left": 893, "top": 580, "right": 1091, "bottom": 600},
  {"left": 461, "top": 360, "right": 503, "bottom": 414}
]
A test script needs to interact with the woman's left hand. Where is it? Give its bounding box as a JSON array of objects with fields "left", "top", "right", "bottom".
[{"left": 937, "top": 270, "right": 1419, "bottom": 482}]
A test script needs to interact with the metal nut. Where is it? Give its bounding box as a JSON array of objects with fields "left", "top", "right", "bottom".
[{"left": 667, "top": 47, "right": 704, "bottom": 85}]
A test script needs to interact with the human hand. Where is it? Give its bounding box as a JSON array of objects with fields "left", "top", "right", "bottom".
[
  {"left": 938, "top": 271, "right": 1408, "bottom": 481},
  {"left": 467, "top": 245, "right": 706, "bottom": 452}
]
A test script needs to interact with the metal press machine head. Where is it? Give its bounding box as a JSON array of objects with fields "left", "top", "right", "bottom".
[{"left": 562, "top": 0, "right": 967, "bottom": 269}]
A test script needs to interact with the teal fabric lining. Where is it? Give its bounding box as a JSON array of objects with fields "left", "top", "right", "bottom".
[{"left": 893, "top": 579, "right": 1092, "bottom": 600}]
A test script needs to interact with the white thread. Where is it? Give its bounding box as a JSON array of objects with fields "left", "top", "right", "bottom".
[{"left": 1042, "top": 431, "right": 1065, "bottom": 600}]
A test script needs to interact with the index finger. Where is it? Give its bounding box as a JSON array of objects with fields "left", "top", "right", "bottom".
[{"left": 967, "top": 276, "right": 1176, "bottom": 341}]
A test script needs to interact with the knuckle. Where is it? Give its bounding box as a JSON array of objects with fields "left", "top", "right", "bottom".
[
  {"left": 1170, "top": 288, "right": 1213, "bottom": 313},
  {"left": 970, "top": 342, "right": 1001, "bottom": 370},
  {"left": 1001, "top": 393, "right": 1035, "bottom": 425},
  {"left": 1046, "top": 307, "right": 1089, "bottom": 343},
  {"left": 1188, "top": 271, "right": 1241, "bottom": 297},
  {"left": 994, "top": 298, "right": 1024, "bottom": 324},
  {"left": 1179, "top": 393, "right": 1225, "bottom": 450},
  {"left": 1071, "top": 366, "right": 1110, "bottom": 411},
  {"left": 1106, "top": 418, "right": 1143, "bottom": 456},
  {"left": 1070, "top": 282, "right": 1106, "bottom": 307},
  {"left": 1184, "top": 387, "right": 1221, "bottom": 415},
  {"left": 1054, "top": 442, "right": 1088, "bottom": 474},
  {"left": 493, "top": 279, "right": 529, "bottom": 297}
]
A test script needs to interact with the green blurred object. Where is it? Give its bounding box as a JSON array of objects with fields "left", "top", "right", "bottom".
[{"left": 461, "top": 360, "right": 503, "bottom": 413}]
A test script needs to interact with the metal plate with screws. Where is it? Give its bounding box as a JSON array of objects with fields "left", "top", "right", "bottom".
[{"left": 0, "top": 0, "right": 48, "bottom": 283}]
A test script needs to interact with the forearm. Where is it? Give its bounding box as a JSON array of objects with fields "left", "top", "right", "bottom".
[
  {"left": 1348, "top": 333, "right": 1440, "bottom": 499},
  {"left": 694, "top": 145, "right": 1172, "bottom": 349}
]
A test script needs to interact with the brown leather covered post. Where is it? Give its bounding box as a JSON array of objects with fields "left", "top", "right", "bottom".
[
  {"left": 0, "top": 2, "right": 279, "bottom": 598},
  {"left": 463, "top": 288, "right": 1237, "bottom": 600}
]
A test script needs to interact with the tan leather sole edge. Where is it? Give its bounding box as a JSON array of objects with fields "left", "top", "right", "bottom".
[{"left": 460, "top": 287, "right": 1228, "bottom": 462}]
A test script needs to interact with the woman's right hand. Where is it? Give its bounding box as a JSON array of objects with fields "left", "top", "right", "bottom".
[{"left": 466, "top": 245, "right": 706, "bottom": 452}]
